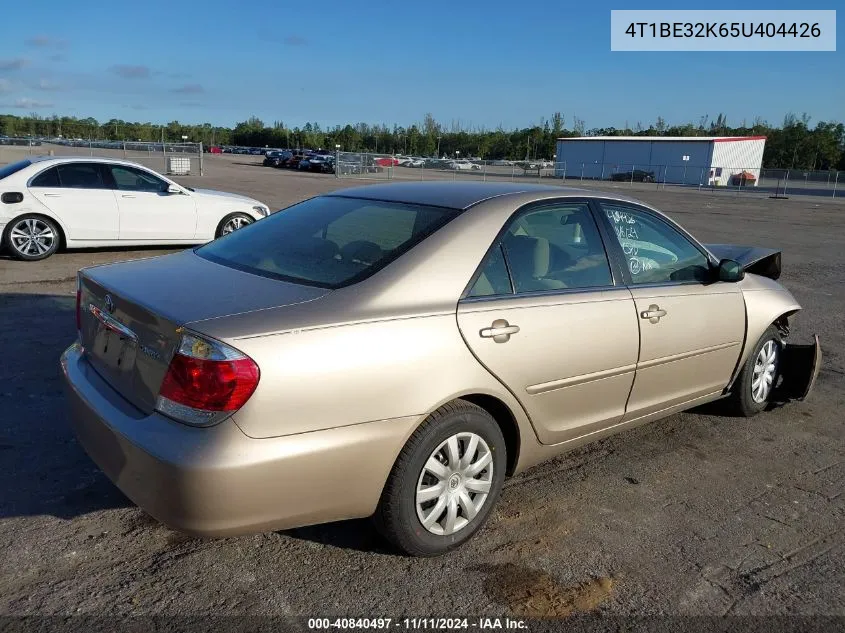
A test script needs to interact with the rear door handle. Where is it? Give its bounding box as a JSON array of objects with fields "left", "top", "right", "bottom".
[
  {"left": 480, "top": 319, "right": 520, "bottom": 343},
  {"left": 121, "top": 194, "right": 136, "bottom": 199},
  {"left": 43, "top": 192, "right": 61, "bottom": 197},
  {"left": 640, "top": 304, "right": 667, "bottom": 323}
]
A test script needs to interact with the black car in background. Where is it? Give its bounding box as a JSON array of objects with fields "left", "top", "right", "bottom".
[
  {"left": 610, "top": 169, "right": 655, "bottom": 182},
  {"left": 263, "top": 150, "right": 293, "bottom": 167},
  {"left": 305, "top": 154, "right": 335, "bottom": 174},
  {"left": 286, "top": 154, "right": 307, "bottom": 170}
]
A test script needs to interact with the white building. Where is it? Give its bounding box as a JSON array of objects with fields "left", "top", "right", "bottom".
[{"left": 555, "top": 136, "right": 767, "bottom": 186}]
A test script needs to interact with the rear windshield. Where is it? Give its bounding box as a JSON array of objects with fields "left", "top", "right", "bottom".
[
  {"left": 0, "top": 159, "right": 32, "bottom": 181},
  {"left": 197, "top": 196, "right": 461, "bottom": 288}
]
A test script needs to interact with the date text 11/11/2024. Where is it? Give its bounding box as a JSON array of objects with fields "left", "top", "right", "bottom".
[{"left": 307, "top": 617, "right": 529, "bottom": 630}]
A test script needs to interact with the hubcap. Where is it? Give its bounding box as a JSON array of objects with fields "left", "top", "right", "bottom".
[
  {"left": 415, "top": 432, "right": 494, "bottom": 536},
  {"left": 222, "top": 216, "right": 251, "bottom": 235},
  {"left": 751, "top": 340, "right": 779, "bottom": 403},
  {"left": 10, "top": 218, "right": 55, "bottom": 256}
]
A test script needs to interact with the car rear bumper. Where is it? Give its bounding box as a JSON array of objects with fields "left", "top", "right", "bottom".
[{"left": 61, "top": 342, "right": 419, "bottom": 537}]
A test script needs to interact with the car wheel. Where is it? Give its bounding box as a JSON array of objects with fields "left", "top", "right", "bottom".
[
  {"left": 728, "top": 325, "right": 782, "bottom": 417},
  {"left": 373, "top": 400, "right": 506, "bottom": 556},
  {"left": 3, "top": 214, "right": 61, "bottom": 261},
  {"left": 216, "top": 213, "right": 254, "bottom": 238}
]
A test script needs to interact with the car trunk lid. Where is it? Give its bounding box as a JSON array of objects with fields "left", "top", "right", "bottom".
[{"left": 78, "top": 250, "right": 330, "bottom": 414}]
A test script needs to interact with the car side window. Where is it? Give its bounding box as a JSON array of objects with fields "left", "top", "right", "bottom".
[
  {"left": 109, "top": 166, "right": 167, "bottom": 193},
  {"left": 501, "top": 203, "right": 613, "bottom": 293},
  {"left": 468, "top": 245, "right": 512, "bottom": 297},
  {"left": 30, "top": 166, "right": 60, "bottom": 187},
  {"left": 599, "top": 202, "right": 710, "bottom": 284},
  {"left": 56, "top": 163, "right": 107, "bottom": 190}
]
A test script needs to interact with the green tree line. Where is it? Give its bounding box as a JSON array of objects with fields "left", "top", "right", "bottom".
[{"left": 2, "top": 111, "right": 843, "bottom": 170}]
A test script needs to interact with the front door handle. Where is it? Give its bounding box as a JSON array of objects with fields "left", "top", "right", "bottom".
[
  {"left": 640, "top": 304, "right": 667, "bottom": 323},
  {"left": 121, "top": 194, "right": 137, "bottom": 199},
  {"left": 480, "top": 319, "right": 520, "bottom": 343},
  {"left": 43, "top": 192, "right": 61, "bottom": 197}
]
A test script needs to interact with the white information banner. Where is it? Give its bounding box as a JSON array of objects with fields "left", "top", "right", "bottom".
[{"left": 611, "top": 10, "right": 836, "bottom": 51}]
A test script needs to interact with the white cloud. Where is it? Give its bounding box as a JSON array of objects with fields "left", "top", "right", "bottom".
[
  {"left": 110, "top": 64, "right": 151, "bottom": 79},
  {"left": 36, "top": 78, "right": 63, "bottom": 91},
  {"left": 0, "top": 58, "right": 30, "bottom": 71},
  {"left": 26, "top": 35, "right": 69, "bottom": 49},
  {"left": 9, "top": 97, "right": 54, "bottom": 109}
]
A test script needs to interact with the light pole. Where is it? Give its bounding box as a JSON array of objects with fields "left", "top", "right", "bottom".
[
  {"left": 456, "top": 150, "right": 460, "bottom": 160},
  {"left": 335, "top": 144, "right": 341, "bottom": 179},
  {"left": 437, "top": 135, "right": 442, "bottom": 158}
]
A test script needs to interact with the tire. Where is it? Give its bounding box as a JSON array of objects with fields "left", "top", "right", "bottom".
[
  {"left": 373, "top": 400, "right": 506, "bottom": 556},
  {"left": 215, "top": 213, "right": 254, "bottom": 238},
  {"left": 3, "top": 214, "right": 61, "bottom": 261},
  {"left": 728, "top": 325, "right": 783, "bottom": 417}
]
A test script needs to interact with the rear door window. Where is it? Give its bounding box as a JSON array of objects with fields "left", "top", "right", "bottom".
[
  {"left": 56, "top": 163, "right": 108, "bottom": 189},
  {"left": 468, "top": 201, "right": 613, "bottom": 297},
  {"left": 467, "top": 245, "right": 512, "bottom": 297},
  {"left": 30, "top": 166, "right": 60, "bottom": 187}
]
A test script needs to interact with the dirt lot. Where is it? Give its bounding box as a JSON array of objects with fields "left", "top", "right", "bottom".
[{"left": 0, "top": 156, "right": 843, "bottom": 621}]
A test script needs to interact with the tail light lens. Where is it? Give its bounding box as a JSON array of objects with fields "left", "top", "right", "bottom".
[{"left": 156, "top": 333, "right": 260, "bottom": 427}]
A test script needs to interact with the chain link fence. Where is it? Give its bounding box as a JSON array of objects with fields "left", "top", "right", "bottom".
[
  {"left": 333, "top": 152, "right": 842, "bottom": 199},
  {"left": 0, "top": 138, "right": 205, "bottom": 176}
]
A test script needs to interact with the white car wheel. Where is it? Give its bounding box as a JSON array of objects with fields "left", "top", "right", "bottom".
[
  {"left": 4, "top": 215, "right": 60, "bottom": 261},
  {"left": 217, "top": 213, "right": 254, "bottom": 238}
]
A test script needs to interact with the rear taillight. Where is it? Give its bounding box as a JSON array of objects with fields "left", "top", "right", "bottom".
[{"left": 156, "top": 333, "right": 260, "bottom": 427}]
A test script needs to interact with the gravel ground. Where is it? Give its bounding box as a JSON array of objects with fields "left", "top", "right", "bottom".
[{"left": 0, "top": 156, "right": 842, "bottom": 624}]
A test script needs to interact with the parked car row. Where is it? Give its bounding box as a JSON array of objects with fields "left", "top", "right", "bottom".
[
  {"left": 254, "top": 149, "right": 566, "bottom": 175},
  {"left": 262, "top": 150, "right": 414, "bottom": 175},
  {"left": 378, "top": 156, "right": 556, "bottom": 172},
  {"left": 218, "top": 146, "right": 268, "bottom": 155},
  {"left": 262, "top": 149, "right": 337, "bottom": 173},
  {"left": 0, "top": 136, "right": 43, "bottom": 147},
  {"left": 45, "top": 138, "right": 198, "bottom": 153}
]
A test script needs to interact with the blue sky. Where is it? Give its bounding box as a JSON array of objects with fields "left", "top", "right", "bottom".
[{"left": 0, "top": 0, "right": 841, "bottom": 130}]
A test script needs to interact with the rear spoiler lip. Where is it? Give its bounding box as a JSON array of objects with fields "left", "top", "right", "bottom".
[{"left": 705, "top": 243, "right": 782, "bottom": 281}]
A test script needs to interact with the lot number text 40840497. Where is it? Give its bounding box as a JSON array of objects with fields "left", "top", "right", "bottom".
[{"left": 307, "top": 618, "right": 528, "bottom": 630}]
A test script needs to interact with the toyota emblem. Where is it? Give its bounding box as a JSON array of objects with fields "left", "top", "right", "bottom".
[{"left": 104, "top": 294, "right": 115, "bottom": 314}]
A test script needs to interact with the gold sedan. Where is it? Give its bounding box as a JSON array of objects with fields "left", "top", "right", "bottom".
[{"left": 61, "top": 182, "right": 820, "bottom": 556}]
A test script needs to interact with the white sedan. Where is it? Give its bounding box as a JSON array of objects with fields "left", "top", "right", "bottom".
[
  {"left": 446, "top": 160, "right": 475, "bottom": 171},
  {"left": 0, "top": 156, "right": 271, "bottom": 260}
]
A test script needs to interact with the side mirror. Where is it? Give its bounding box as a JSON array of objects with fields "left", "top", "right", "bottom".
[
  {"left": 166, "top": 184, "right": 182, "bottom": 195},
  {"left": 717, "top": 258, "right": 745, "bottom": 282}
]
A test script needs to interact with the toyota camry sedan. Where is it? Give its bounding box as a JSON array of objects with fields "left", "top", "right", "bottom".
[
  {"left": 61, "top": 182, "right": 820, "bottom": 556},
  {"left": 0, "top": 157, "right": 271, "bottom": 260}
]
